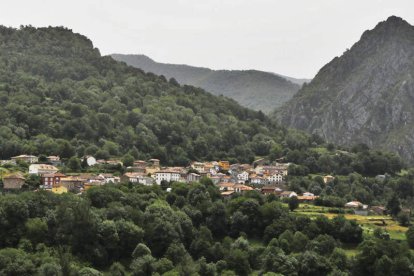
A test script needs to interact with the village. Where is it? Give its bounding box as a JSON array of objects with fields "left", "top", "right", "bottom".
[{"left": 0, "top": 153, "right": 383, "bottom": 214}]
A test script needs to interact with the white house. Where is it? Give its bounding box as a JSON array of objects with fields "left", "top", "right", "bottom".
[
  {"left": 154, "top": 171, "right": 181, "bottom": 185},
  {"left": 187, "top": 173, "right": 201, "bottom": 183},
  {"left": 279, "top": 191, "right": 298, "bottom": 198},
  {"left": 11, "top": 155, "right": 38, "bottom": 164},
  {"left": 237, "top": 171, "right": 249, "bottom": 182},
  {"left": 250, "top": 176, "right": 266, "bottom": 185},
  {"left": 267, "top": 173, "right": 283, "bottom": 184},
  {"left": 29, "top": 164, "right": 59, "bottom": 175},
  {"left": 82, "top": 156, "right": 97, "bottom": 166}
]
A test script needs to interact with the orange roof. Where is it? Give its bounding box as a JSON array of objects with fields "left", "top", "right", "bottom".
[
  {"left": 218, "top": 182, "right": 235, "bottom": 187},
  {"left": 297, "top": 196, "right": 318, "bottom": 201},
  {"left": 234, "top": 184, "right": 254, "bottom": 191}
]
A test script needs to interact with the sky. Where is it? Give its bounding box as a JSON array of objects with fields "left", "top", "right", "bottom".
[{"left": 0, "top": 0, "right": 413, "bottom": 78}]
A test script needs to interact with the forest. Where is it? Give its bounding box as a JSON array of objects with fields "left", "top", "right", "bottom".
[
  {"left": 1, "top": 181, "right": 413, "bottom": 275},
  {"left": 0, "top": 25, "right": 279, "bottom": 165}
]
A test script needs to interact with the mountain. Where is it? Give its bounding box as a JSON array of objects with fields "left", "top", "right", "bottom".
[
  {"left": 111, "top": 54, "right": 304, "bottom": 113},
  {"left": 0, "top": 25, "right": 286, "bottom": 165},
  {"left": 277, "top": 16, "right": 414, "bottom": 162}
]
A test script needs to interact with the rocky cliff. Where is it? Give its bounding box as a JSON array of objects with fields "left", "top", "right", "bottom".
[{"left": 277, "top": 16, "right": 414, "bottom": 162}]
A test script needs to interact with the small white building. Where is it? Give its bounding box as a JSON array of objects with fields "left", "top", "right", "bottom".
[
  {"left": 250, "top": 176, "right": 266, "bottom": 185},
  {"left": 154, "top": 171, "right": 181, "bottom": 185},
  {"left": 29, "top": 164, "right": 59, "bottom": 175},
  {"left": 187, "top": 173, "right": 201, "bottom": 183},
  {"left": 279, "top": 191, "right": 298, "bottom": 198},
  {"left": 303, "top": 192, "right": 314, "bottom": 197},
  {"left": 237, "top": 171, "right": 249, "bottom": 182}
]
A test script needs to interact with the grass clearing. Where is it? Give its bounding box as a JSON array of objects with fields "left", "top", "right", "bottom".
[{"left": 293, "top": 204, "right": 409, "bottom": 241}]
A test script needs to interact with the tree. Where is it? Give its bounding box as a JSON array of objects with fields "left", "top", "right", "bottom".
[
  {"left": 67, "top": 156, "right": 81, "bottom": 171},
  {"left": 406, "top": 226, "right": 414, "bottom": 249},
  {"left": 121, "top": 154, "right": 134, "bottom": 167},
  {"left": 297, "top": 251, "right": 332, "bottom": 276},
  {"left": 291, "top": 231, "right": 309, "bottom": 252},
  {"left": 109, "top": 262, "right": 127, "bottom": 276},
  {"left": 397, "top": 212, "right": 411, "bottom": 227},
  {"left": 132, "top": 243, "right": 151, "bottom": 259},
  {"left": 25, "top": 218, "right": 48, "bottom": 244},
  {"left": 81, "top": 156, "right": 88, "bottom": 169},
  {"left": 288, "top": 196, "right": 299, "bottom": 211},
  {"left": 386, "top": 194, "right": 401, "bottom": 217}
]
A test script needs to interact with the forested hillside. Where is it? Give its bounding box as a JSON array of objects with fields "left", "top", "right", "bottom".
[
  {"left": 111, "top": 54, "right": 302, "bottom": 113},
  {"left": 0, "top": 25, "right": 287, "bottom": 165},
  {"left": 1, "top": 182, "right": 413, "bottom": 275}
]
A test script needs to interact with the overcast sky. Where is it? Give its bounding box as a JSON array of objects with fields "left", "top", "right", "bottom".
[{"left": 1, "top": 0, "right": 413, "bottom": 78}]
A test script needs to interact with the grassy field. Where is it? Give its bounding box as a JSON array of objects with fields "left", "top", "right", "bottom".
[{"left": 293, "top": 203, "right": 409, "bottom": 242}]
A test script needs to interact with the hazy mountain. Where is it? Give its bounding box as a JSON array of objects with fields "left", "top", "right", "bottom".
[
  {"left": 111, "top": 54, "right": 305, "bottom": 113},
  {"left": 277, "top": 16, "right": 414, "bottom": 162}
]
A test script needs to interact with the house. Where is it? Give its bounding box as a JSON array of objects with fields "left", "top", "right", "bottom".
[
  {"left": 106, "top": 160, "right": 123, "bottom": 166},
  {"left": 210, "top": 175, "right": 222, "bottom": 185},
  {"left": 267, "top": 173, "right": 283, "bottom": 184},
  {"left": 297, "top": 195, "right": 318, "bottom": 202},
  {"left": 60, "top": 176, "right": 85, "bottom": 191},
  {"left": 234, "top": 184, "right": 254, "bottom": 193},
  {"left": 191, "top": 162, "right": 205, "bottom": 173},
  {"left": 145, "top": 165, "right": 160, "bottom": 175},
  {"left": 222, "top": 175, "right": 236, "bottom": 183},
  {"left": 47, "top": 156, "right": 61, "bottom": 165},
  {"left": 148, "top": 159, "right": 160, "bottom": 168},
  {"left": 250, "top": 176, "right": 266, "bottom": 185},
  {"left": 134, "top": 160, "right": 147, "bottom": 167},
  {"left": 218, "top": 161, "right": 230, "bottom": 171},
  {"left": 187, "top": 173, "right": 201, "bottom": 183},
  {"left": 323, "top": 175, "right": 335, "bottom": 184},
  {"left": 237, "top": 171, "right": 249, "bottom": 183},
  {"left": 154, "top": 171, "right": 181, "bottom": 185},
  {"left": 121, "top": 172, "right": 146, "bottom": 183},
  {"left": 127, "top": 160, "right": 146, "bottom": 172},
  {"left": 221, "top": 191, "right": 235, "bottom": 197},
  {"left": 240, "top": 164, "right": 252, "bottom": 171},
  {"left": 230, "top": 163, "right": 241, "bottom": 173},
  {"left": 2, "top": 173, "right": 25, "bottom": 189},
  {"left": 99, "top": 174, "right": 121, "bottom": 184},
  {"left": 344, "top": 201, "right": 368, "bottom": 210},
  {"left": 261, "top": 186, "right": 282, "bottom": 195},
  {"left": 82, "top": 156, "right": 97, "bottom": 166},
  {"left": 370, "top": 206, "right": 386, "bottom": 215},
  {"left": 29, "top": 164, "right": 58, "bottom": 175},
  {"left": 41, "top": 173, "right": 66, "bottom": 189},
  {"left": 11, "top": 154, "right": 38, "bottom": 164},
  {"left": 218, "top": 182, "right": 235, "bottom": 191},
  {"left": 279, "top": 191, "right": 298, "bottom": 198}
]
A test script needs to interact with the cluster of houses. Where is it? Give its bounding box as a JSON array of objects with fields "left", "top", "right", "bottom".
[
  {"left": 1, "top": 155, "right": 294, "bottom": 194},
  {"left": 1, "top": 155, "right": 316, "bottom": 202}
]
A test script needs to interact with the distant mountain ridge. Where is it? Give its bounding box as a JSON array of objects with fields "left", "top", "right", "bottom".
[
  {"left": 277, "top": 16, "right": 414, "bottom": 162},
  {"left": 111, "top": 54, "right": 306, "bottom": 113}
]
